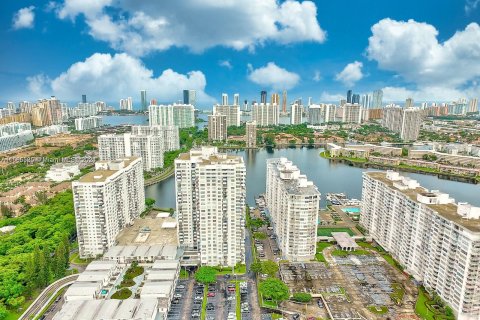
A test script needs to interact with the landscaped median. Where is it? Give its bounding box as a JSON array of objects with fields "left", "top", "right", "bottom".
[{"left": 200, "top": 286, "right": 208, "bottom": 320}]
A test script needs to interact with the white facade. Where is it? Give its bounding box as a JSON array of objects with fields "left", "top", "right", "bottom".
[
  {"left": 45, "top": 163, "right": 80, "bottom": 182},
  {"left": 342, "top": 103, "right": 362, "bottom": 124},
  {"left": 290, "top": 103, "right": 303, "bottom": 125},
  {"left": 246, "top": 121, "right": 257, "bottom": 148},
  {"left": 149, "top": 104, "right": 195, "bottom": 128},
  {"left": 208, "top": 114, "right": 227, "bottom": 141},
  {"left": 213, "top": 105, "right": 240, "bottom": 127},
  {"left": 361, "top": 171, "right": 480, "bottom": 320},
  {"left": 131, "top": 125, "right": 180, "bottom": 151},
  {"left": 0, "top": 122, "right": 33, "bottom": 152},
  {"left": 75, "top": 116, "right": 103, "bottom": 131},
  {"left": 308, "top": 105, "right": 322, "bottom": 125},
  {"left": 382, "top": 106, "right": 423, "bottom": 141},
  {"left": 175, "top": 147, "right": 246, "bottom": 267},
  {"left": 266, "top": 158, "right": 320, "bottom": 261},
  {"left": 252, "top": 103, "right": 279, "bottom": 126},
  {"left": 35, "top": 125, "right": 69, "bottom": 136},
  {"left": 72, "top": 157, "right": 145, "bottom": 258}
]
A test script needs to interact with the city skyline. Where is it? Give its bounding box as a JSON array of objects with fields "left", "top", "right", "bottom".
[{"left": 1, "top": 1, "right": 480, "bottom": 106}]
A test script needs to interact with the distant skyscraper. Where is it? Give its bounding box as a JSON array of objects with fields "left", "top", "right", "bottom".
[
  {"left": 282, "top": 90, "right": 287, "bottom": 113},
  {"left": 119, "top": 97, "right": 133, "bottom": 111},
  {"left": 244, "top": 100, "right": 248, "bottom": 111},
  {"left": 81, "top": 94, "right": 87, "bottom": 104},
  {"left": 260, "top": 91, "right": 267, "bottom": 104},
  {"left": 361, "top": 94, "right": 371, "bottom": 109},
  {"left": 342, "top": 103, "right": 362, "bottom": 124},
  {"left": 347, "top": 90, "right": 353, "bottom": 103},
  {"left": 222, "top": 93, "right": 229, "bottom": 105},
  {"left": 307, "top": 97, "right": 312, "bottom": 106},
  {"left": 290, "top": 103, "right": 303, "bottom": 125},
  {"left": 468, "top": 98, "right": 478, "bottom": 113},
  {"left": 140, "top": 90, "right": 147, "bottom": 111},
  {"left": 372, "top": 90, "right": 383, "bottom": 108},
  {"left": 252, "top": 103, "right": 279, "bottom": 126},
  {"left": 382, "top": 106, "right": 423, "bottom": 141},
  {"left": 308, "top": 105, "right": 322, "bottom": 125},
  {"left": 233, "top": 93, "right": 240, "bottom": 106},
  {"left": 352, "top": 94, "right": 360, "bottom": 104},
  {"left": 271, "top": 93, "right": 280, "bottom": 105},
  {"left": 405, "top": 98, "right": 414, "bottom": 108},
  {"left": 183, "top": 89, "right": 196, "bottom": 107}
]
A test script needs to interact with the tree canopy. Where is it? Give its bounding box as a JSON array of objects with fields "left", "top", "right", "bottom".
[
  {"left": 194, "top": 266, "right": 217, "bottom": 284},
  {"left": 259, "top": 278, "right": 289, "bottom": 302}
]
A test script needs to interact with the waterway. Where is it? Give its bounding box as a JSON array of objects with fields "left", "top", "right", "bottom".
[{"left": 145, "top": 147, "right": 480, "bottom": 209}]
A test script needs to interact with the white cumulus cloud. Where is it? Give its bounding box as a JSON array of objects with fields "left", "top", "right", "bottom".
[
  {"left": 465, "top": 0, "right": 480, "bottom": 13},
  {"left": 26, "top": 53, "right": 214, "bottom": 104},
  {"left": 313, "top": 70, "right": 321, "bottom": 82},
  {"left": 320, "top": 92, "right": 344, "bottom": 102},
  {"left": 12, "top": 6, "right": 35, "bottom": 30},
  {"left": 55, "top": 0, "right": 326, "bottom": 56},
  {"left": 247, "top": 62, "right": 300, "bottom": 91},
  {"left": 335, "top": 61, "right": 363, "bottom": 87},
  {"left": 219, "top": 60, "right": 233, "bottom": 69}
]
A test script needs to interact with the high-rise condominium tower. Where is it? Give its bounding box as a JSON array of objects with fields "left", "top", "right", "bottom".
[
  {"left": 347, "top": 90, "right": 353, "bottom": 103},
  {"left": 342, "top": 103, "right": 362, "bottom": 124},
  {"left": 81, "top": 94, "right": 87, "bottom": 104},
  {"left": 252, "top": 103, "right": 279, "bottom": 126},
  {"left": 361, "top": 171, "right": 480, "bottom": 320},
  {"left": 260, "top": 91, "right": 267, "bottom": 104},
  {"left": 213, "top": 104, "right": 240, "bottom": 127},
  {"left": 175, "top": 147, "right": 246, "bottom": 267},
  {"left": 271, "top": 93, "right": 280, "bottom": 105},
  {"left": 246, "top": 121, "right": 257, "bottom": 148},
  {"left": 148, "top": 104, "right": 195, "bottom": 128},
  {"left": 282, "top": 90, "right": 287, "bottom": 113},
  {"left": 222, "top": 93, "right": 229, "bottom": 105},
  {"left": 290, "top": 103, "right": 303, "bottom": 125},
  {"left": 207, "top": 114, "right": 227, "bottom": 141},
  {"left": 140, "top": 90, "right": 147, "bottom": 111},
  {"left": 233, "top": 93, "right": 240, "bottom": 106},
  {"left": 266, "top": 158, "right": 320, "bottom": 261},
  {"left": 183, "top": 90, "right": 196, "bottom": 107},
  {"left": 372, "top": 89, "right": 383, "bottom": 108},
  {"left": 308, "top": 104, "right": 322, "bottom": 125},
  {"left": 73, "top": 157, "right": 145, "bottom": 258},
  {"left": 382, "top": 106, "right": 423, "bottom": 141}
]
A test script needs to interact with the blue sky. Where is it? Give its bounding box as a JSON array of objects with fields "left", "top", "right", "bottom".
[{"left": 1, "top": 0, "right": 480, "bottom": 108}]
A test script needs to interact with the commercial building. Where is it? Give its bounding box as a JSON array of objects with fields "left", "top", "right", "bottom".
[
  {"left": 175, "top": 147, "right": 246, "bottom": 266},
  {"left": 0, "top": 122, "right": 34, "bottom": 152},
  {"left": 342, "top": 103, "right": 362, "bottom": 124},
  {"left": 266, "top": 158, "right": 320, "bottom": 261},
  {"left": 252, "top": 103, "right": 279, "bottom": 126},
  {"left": 72, "top": 157, "right": 145, "bottom": 258},
  {"left": 290, "top": 103, "right": 303, "bottom": 125},
  {"left": 361, "top": 171, "right": 480, "bottom": 320},
  {"left": 45, "top": 163, "right": 80, "bottom": 182},
  {"left": 74, "top": 116, "right": 103, "bottom": 131},
  {"left": 148, "top": 104, "right": 195, "bottom": 128},
  {"left": 246, "top": 121, "right": 257, "bottom": 148},
  {"left": 207, "top": 114, "right": 227, "bottom": 141},
  {"left": 213, "top": 104, "right": 240, "bottom": 127}
]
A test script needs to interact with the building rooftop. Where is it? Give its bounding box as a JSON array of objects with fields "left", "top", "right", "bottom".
[
  {"left": 332, "top": 232, "right": 359, "bottom": 249},
  {"left": 269, "top": 158, "right": 320, "bottom": 196},
  {"left": 85, "top": 260, "right": 117, "bottom": 271},
  {"left": 366, "top": 171, "right": 480, "bottom": 232},
  {"left": 152, "top": 259, "right": 180, "bottom": 270},
  {"left": 77, "top": 157, "right": 139, "bottom": 183},
  {"left": 140, "top": 281, "right": 173, "bottom": 297},
  {"left": 176, "top": 146, "right": 244, "bottom": 166}
]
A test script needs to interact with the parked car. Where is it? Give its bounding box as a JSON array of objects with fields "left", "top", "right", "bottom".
[{"left": 207, "top": 292, "right": 215, "bottom": 297}]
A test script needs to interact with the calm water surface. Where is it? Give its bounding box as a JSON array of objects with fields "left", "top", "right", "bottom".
[{"left": 145, "top": 148, "right": 480, "bottom": 209}]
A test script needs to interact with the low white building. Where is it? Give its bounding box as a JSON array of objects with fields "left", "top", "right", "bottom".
[
  {"left": 0, "top": 122, "right": 33, "bottom": 152},
  {"left": 75, "top": 116, "right": 103, "bottom": 131},
  {"left": 45, "top": 163, "right": 80, "bottom": 182},
  {"left": 34, "top": 125, "right": 69, "bottom": 136},
  {"left": 64, "top": 281, "right": 102, "bottom": 301}
]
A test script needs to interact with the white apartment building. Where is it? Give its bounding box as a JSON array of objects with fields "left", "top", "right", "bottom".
[
  {"left": 290, "top": 103, "right": 303, "bottom": 125},
  {"left": 213, "top": 104, "right": 240, "bottom": 127},
  {"left": 308, "top": 105, "right": 322, "bottom": 125},
  {"left": 119, "top": 97, "right": 133, "bottom": 111},
  {"left": 361, "top": 171, "right": 480, "bottom": 320},
  {"left": 382, "top": 106, "right": 423, "bottom": 141},
  {"left": 246, "top": 121, "right": 257, "bottom": 148},
  {"left": 35, "top": 125, "right": 69, "bottom": 136},
  {"left": 149, "top": 104, "right": 195, "bottom": 128},
  {"left": 175, "top": 147, "right": 246, "bottom": 267},
  {"left": 0, "top": 122, "right": 34, "bottom": 152},
  {"left": 342, "top": 103, "right": 362, "bottom": 124},
  {"left": 45, "top": 163, "right": 80, "bottom": 182},
  {"left": 98, "top": 133, "right": 164, "bottom": 171},
  {"left": 208, "top": 114, "right": 227, "bottom": 141},
  {"left": 252, "top": 103, "right": 279, "bottom": 126},
  {"left": 74, "top": 116, "right": 103, "bottom": 131},
  {"left": 266, "top": 158, "right": 321, "bottom": 261},
  {"left": 131, "top": 125, "right": 180, "bottom": 151},
  {"left": 72, "top": 157, "right": 145, "bottom": 258}
]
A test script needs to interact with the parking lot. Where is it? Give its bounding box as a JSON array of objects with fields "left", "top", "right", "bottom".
[{"left": 167, "top": 279, "right": 194, "bottom": 320}]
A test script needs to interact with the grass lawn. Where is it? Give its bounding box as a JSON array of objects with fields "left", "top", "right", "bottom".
[
  {"left": 390, "top": 283, "right": 405, "bottom": 304},
  {"left": 253, "top": 231, "right": 267, "bottom": 239},
  {"left": 317, "top": 227, "right": 354, "bottom": 237},
  {"left": 111, "top": 288, "right": 132, "bottom": 299},
  {"left": 180, "top": 268, "right": 189, "bottom": 279},
  {"left": 201, "top": 286, "right": 208, "bottom": 320},
  {"left": 235, "top": 281, "right": 242, "bottom": 319},
  {"left": 381, "top": 253, "right": 404, "bottom": 272},
  {"left": 215, "top": 264, "right": 246, "bottom": 275},
  {"left": 368, "top": 305, "right": 388, "bottom": 315},
  {"left": 315, "top": 242, "right": 333, "bottom": 262},
  {"left": 357, "top": 241, "right": 376, "bottom": 250},
  {"left": 120, "top": 279, "right": 135, "bottom": 287},
  {"left": 124, "top": 265, "right": 144, "bottom": 279},
  {"left": 69, "top": 252, "right": 92, "bottom": 265},
  {"left": 271, "top": 314, "right": 283, "bottom": 319},
  {"left": 415, "top": 287, "right": 455, "bottom": 320},
  {"left": 331, "top": 249, "right": 371, "bottom": 256}
]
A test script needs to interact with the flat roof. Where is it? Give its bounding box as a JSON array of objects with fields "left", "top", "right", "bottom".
[
  {"left": 332, "top": 232, "right": 359, "bottom": 249},
  {"left": 64, "top": 281, "right": 101, "bottom": 297},
  {"left": 152, "top": 259, "right": 180, "bottom": 270},
  {"left": 85, "top": 260, "right": 117, "bottom": 271},
  {"left": 146, "top": 269, "right": 176, "bottom": 281},
  {"left": 78, "top": 157, "right": 138, "bottom": 183},
  {"left": 162, "top": 245, "right": 178, "bottom": 258},
  {"left": 141, "top": 281, "right": 173, "bottom": 296},
  {"left": 366, "top": 171, "right": 480, "bottom": 232},
  {"left": 115, "top": 213, "right": 178, "bottom": 246},
  {"left": 76, "top": 271, "right": 110, "bottom": 282}
]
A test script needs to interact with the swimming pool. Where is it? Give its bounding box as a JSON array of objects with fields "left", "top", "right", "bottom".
[{"left": 342, "top": 207, "right": 360, "bottom": 214}]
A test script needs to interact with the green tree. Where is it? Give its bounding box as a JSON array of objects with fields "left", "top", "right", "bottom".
[
  {"left": 62, "top": 234, "right": 70, "bottom": 268},
  {"left": 7, "top": 296, "right": 25, "bottom": 309},
  {"left": 194, "top": 266, "right": 217, "bottom": 285},
  {"left": 0, "top": 303, "right": 7, "bottom": 320},
  {"left": 37, "top": 249, "right": 49, "bottom": 287},
  {"left": 292, "top": 292, "right": 312, "bottom": 303},
  {"left": 259, "top": 278, "right": 289, "bottom": 303},
  {"left": 261, "top": 260, "right": 279, "bottom": 277},
  {"left": 54, "top": 243, "right": 67, "bottom": 279},
  {"left": 35, "top": 191, "right": 48, "bottom": 205},
  {"left": 24, "top": 255, "right": 36, "bottom": 297},
  {"left": 33, "top": 246, "right": 43, "bottom": 289},
  {"left": 145, "top": 198, "right": 156, "bottom": 208},
  {"left": 253, "top": 232, "right": 267, "bottom": 240},
  {"left": 250, "top": 261, "right": 262, "bottom": 273}
]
